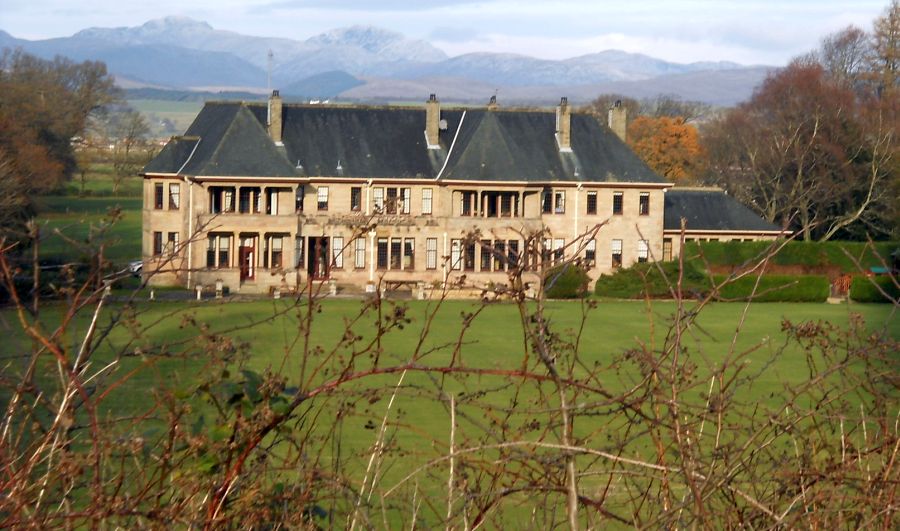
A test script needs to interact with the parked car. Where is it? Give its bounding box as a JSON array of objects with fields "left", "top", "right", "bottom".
[{"left": 128, "top": 260, "right": 143, "bottom": 277}]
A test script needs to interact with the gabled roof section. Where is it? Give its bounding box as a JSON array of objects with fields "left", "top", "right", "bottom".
[
  {"left": 142, "top": 102, "right": 299, "bottom": 178},
  {"left": 438, "top": 110, "right": 664, "bottom": 183},
  {"left": 664, "top": 189, "right": 782, "bottom": 232}
]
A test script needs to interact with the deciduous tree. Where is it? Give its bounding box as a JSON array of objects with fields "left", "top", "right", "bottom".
[{"left": 627, "top": 115, "right": 704, "bottom": 184}]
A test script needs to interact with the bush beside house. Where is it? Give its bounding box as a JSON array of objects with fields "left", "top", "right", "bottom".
[
  {"left": 711, "top": 274, "right": 830, "bottom": 302},
  {"left": 849, "top": 275, "right": 900, "bottom": 303},
  {"left": 545, "top": 264, "right": 590, "bottom": 299}
]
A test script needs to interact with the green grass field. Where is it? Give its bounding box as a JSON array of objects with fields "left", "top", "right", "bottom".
[{"left": 3, "top": 296, "right": 894, "bottom": 526}]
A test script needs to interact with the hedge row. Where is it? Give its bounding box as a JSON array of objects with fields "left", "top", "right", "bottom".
[
  {"left": 682, "top": 240, "right": 897, "bottom": 273},
  {"left": 849, "top": 275, "right": 900, "bottom": 303},
  {"left": 544, "top": 264, "right": 590, "bottom": 299},
  {"left": 711, "top": 274, "right": 829, "bottom": 302},
  {"left": 593, "top": 261, "right": 710, "bottom": 299}
]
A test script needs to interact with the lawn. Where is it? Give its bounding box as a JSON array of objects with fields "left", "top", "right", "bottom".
[
  {"left": 3, "top": 296, "right": 895, "bottom": 526},
  {"left": 32, "top": 162, "right": 143, "bottom": 267},
  {"left": 33, "top": 196, "right": 142, "bottom": 266}
]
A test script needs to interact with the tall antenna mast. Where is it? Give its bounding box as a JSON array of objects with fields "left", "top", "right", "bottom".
[{"left": 267, "top": 49, "right": 274, "bottom": 92}]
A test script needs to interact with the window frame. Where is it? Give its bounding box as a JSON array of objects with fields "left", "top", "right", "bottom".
[
  {"left": 153, "top": 231, "right": 163, "bottom": 255},
  {"left": 637, "top": 239, "right": 649, "bottom": 263},
  {"left": 639, "top": 192, "right": 650, "bottom": 216},
  {"left": 554, "top": 191, "right": 566, "bottom": 214},
  {"left": 425, "top": 237, "right": 438, "bottom": 270},
  {"left": 168, "top": 183, "right": 180, "bottom": 210},
  {"left": 611, "top": 239, "right": 623, "bottom": 268},
  {"left": 154, "top": 184, "right": 164, "bottom": 210},
  {"left": 612, "top": 191, "right": 623, "bottom": 215},
  {"left": 422, "top": 188, "right": 433, "bottom": 215},
  {"left": 317, "top": 186, "right": 329, "bottom": 211},
  {"left": 350, "top": 187, "right": 362, "bottom": 212},
  {"left": 586, "top": 191, "right": 597, "bottom": 215},
  {"left": 354, "top": 238, "right": 366, "bottom": 269},
  {"left": 332, "top": 236, "right": 344, "bottom": 269}
]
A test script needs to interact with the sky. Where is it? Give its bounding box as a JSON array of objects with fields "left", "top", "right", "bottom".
[{"left": 0, "top": 0, "right": 888, "bottom": 65}]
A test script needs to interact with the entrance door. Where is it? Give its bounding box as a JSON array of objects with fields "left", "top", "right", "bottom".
[
  {"left": 239, "top": 236, "right": 255, "bottom": 281},
  {"left": 307, "top": 237, "right": 330, "bottom": 280}
]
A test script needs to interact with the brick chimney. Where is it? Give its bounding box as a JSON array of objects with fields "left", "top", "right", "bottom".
[
  {"left": 487, "top": 94, "right": 499, "bottom": 111},
  {"left": 608, "top": 99, "right": 627, "bottom": 143},
  {"left": 268, "top": 90, "right": 283, "bottom": 145},
  {"left": 556, "top": 96, "right": 572, "bottom": 152},
  {"left": 425, "top": 94, "right": 441, "bottom": 148}
]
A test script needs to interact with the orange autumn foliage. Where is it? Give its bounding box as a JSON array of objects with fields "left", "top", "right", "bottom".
[{"left": 627, "top": 116, "right": 704, "bottom": 184}]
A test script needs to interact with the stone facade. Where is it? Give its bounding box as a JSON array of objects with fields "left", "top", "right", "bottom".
[{"left": 141, "top": 95, "right": 780, "bottom": 295}]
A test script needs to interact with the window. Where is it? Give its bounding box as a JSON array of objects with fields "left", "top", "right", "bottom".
[
  {"left": 426, "top": 238, "right": 437, "bottom": 269},
  {"left": 461, "top": 191, "right": 476, "bottom": 216},
  {"left": 464, "top": 241, "right": 476, "bottom": 271},
  {"left": 612, "top": 239, "right": 623, "bottom": 268},
  {"left": 450, "top": 239, "right": 462, "bottom": 270},
  {"left": 507, "top": 240, "right": 519, "bottom": 268},
  {"left": 223, "top": 189, "right": 235, "bottom": 212},
  {"left": 500, "top": 194, "right": 513, "bottom": 218},
  {"left": 542, "top": 238, "right": 552, "bottom": 267},
  {"left": 554, "top": 191, "right": 566, "bottom": 214},
  {"left": 585, "top": 239, "right": 596, "bottom": 266},
  {"left": 166, "top": 232, "right": 179, "bottom": 255},
  {"left": 612, "top": 191, "right": 623, "bottom": 215},
  {"left": 354, "top": 238, "right": 366, "bottom": 269},
  {"left": 267, "top": 188, "right": 278, "bottom": 215},
  {"left": 493, "top": 240, "right": 506, "bottom": 271},
  {"left": 153, "top": 231, "right": 163, "bottom": 255},
  {"left": 154, "top": 184, "right": 164, "bottom": 210},
  {"left": 401, "top": 188, "right": 411, "bottom": 214},
  {"left": 271, "top": 236, "right": 284, "bottom": 268},
  {"left": 542, "top": 189, "right": 552, "bottom": 214},
  {"left": 422, "top": 188, "right": 433, "bottom": 215},
  {"left": 663, "top": 238, "right": 673, "bottom": 261},
  {"left": 317, "top": 186, "right": 329, "bottom": 211},
  {"left": 295, "top": 237, "right": 304, "bottom": 268},
  {"left": 206, "top": 234, "right": 231, "bottom": 268},
  {"left": 351, "top": 187, "right": 362, "bottom": 212},
  {"left": 169, "top": 184, "right": 180, "bottom": 210},
  {"left": 374, "top": 187, "right": 385, "bottom": 212},
  {"left": 386, "top": 188, "right": 398, "bottom": 214},
  {"left": 377, "top": 238, "right": 388, "bottom": 269},
  {"left": 295, "top": 186, "right": 304, "bottom": 212},
  {"left": 403, "top": 238, "right": 414, "bottom": 269},
  {"left": 480, "top": 239, "right": 492, "bottom": 271},
  {"left": 586, "top": 191, "right": 597, "bottom": 215},
  {"left": 390, "top": 238, "right": 402, "bottom": 269},
  {"left": 239, "top": 188, "right": 252, "bottom": 213},
  {"left": 332, "top": 237, "right": 343, "bottom": 269},
  {"left": 218, "top": 235, "right": 231, "bottom": 267},
  {"left": 553, "top": 238, "right": 565, "bottom": 264},
  {"left": 639, "top": 192, "right": 650, "bottom": 216},
  {"left": 637, "top": 240, "right": 649, "bottom": 263}
]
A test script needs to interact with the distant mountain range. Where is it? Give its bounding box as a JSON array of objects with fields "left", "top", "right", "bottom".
[{"left": 0, "top": 17, "right": 774, "bottom": 106}]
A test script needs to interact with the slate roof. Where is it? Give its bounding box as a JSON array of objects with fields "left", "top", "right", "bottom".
[
  {"left": 664, "top": 189, "right": 782, "bottom": 232},
  {"left": 144, "top": 101, "right": 665, "bottom": 184}
]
